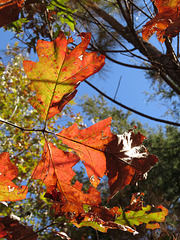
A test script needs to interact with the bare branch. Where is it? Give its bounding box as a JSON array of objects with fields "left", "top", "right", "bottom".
[
  {"left": 129, "top": 0, "right": 152, "bottom": 20},
  {"left": 0, "top": 117, "right": 53, "bottom": 134},
  {"left": 84, "top": 80, "right": 180, "bottom": 126},
  {"left": 84, "top": 1, "right": 180, "bottom": 94},
  {"left": 77, "top": 0, "right": 153, "bottom": 63}
]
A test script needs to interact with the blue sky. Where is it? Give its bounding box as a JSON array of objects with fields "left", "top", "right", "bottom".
[{"left": 0, "top": 27, "right": 178, "bottom": 129}]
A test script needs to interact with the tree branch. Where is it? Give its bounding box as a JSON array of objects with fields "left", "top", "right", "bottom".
[
  {"left": 77, "top": 0, "right": 153, "bottom": 63},
  {"left": 84, "top": 80, "right": 180, "bottom": 126},
  {"left": 88, "top": 41, "right": 153, "bottom": 70},
  {"left": 105, "top": 51, "right": 153, "bottom": 70},
  {"left": 85, "top": 0, "right": 180, "bottom": 94},
  {"left": 0, "top": 117, "right": 53, "bottom": 134}
]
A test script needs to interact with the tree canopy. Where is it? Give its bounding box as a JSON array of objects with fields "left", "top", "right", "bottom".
[{"left": 0, "top": 0, "right": 179, "bottom": 239}]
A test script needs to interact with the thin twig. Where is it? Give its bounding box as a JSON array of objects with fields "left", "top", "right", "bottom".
[
  {"left": 142, "top": 0, "right": 154, "bottom": 18},
  {"left": 177, "top": 33, "right": 179, "bottom": 57},
  {"left": 129, "top": 0, "right": 152, "bottom": 19},
  {"left": 95, "top": 229, "right": 100, "bottom": 240},
  {"left": 114, "top": 76, "right": 122, "bottom": 100},
  {"left": 117, "top": 0, "right": 131, "bottom": 28},
  {"left": 0, "top": 98, "right": 19, "bottom": 129},
  {"left": 105, "top": 53, "right": 153, "bottom": 70},
  {"left": 44, "top": 8, "right": 53, "bottom": 41},
  {"left": 88, "top": 47, "right": 137, "bottom": 53}
]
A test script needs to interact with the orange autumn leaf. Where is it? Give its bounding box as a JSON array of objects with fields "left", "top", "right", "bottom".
[
  {"left": 0, "top": 0, "right": 24, "bottom": 28},
  {"left": 32, "top": 142, "right": 101, "bottom": 220},
  {"left": 23, "top": 32, "right": 105, "bottom": 120},
  {"left": 0, "top": 152, "right": 28, "bottom": 202},
  {"left": 57, "top": 117, "right": 116, "bottom": 188},
  {"left": 142, "top": 0, "right": 180, "bottom": 42},
  {"left": 57, "top": 119, "right": 158, "bottom": 198}
]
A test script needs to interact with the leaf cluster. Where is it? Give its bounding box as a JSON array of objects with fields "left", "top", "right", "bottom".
[{"left": 0, "top": 31, "right": 169, "bottom": 239}]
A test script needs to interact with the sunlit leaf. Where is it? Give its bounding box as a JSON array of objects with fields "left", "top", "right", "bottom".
[
  {"left": 75, "top": 197, "right": 168, "bottom": 234},
  {"left": 74, "top": 205, "right": 138, "bottom": 234},
  {"left": 23, "top": 32, "right": 105, "bottom": 120},
  {"left": 57, "top": 117, "right": 115, "bottom": 188},
  {"left": 32, "top": 142, "right": 101, "bottom": 220}
]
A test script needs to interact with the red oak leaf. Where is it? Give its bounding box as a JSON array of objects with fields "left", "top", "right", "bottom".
[
  {"left": 0, "top": 215, "right": 38, "bottom": 240},
  {"left": 23, "top": 32, "right": 105, "bottom": 120},
  {"left": 32, "top": 142, "right": 101, "bottom": 219},
  {"left": 57, "top": 117, "right": 116, "bottom": 188},
  {"left": 57, "top": 120, "right": 157, "bottom": 198},
  {"left": 0, "top": 0, "right": 24, "bottom": 28},
  {"left": 105, "top": 128, "right": 158, "bottom": 198},
  {"left": 0, "top": 152, "right": 28, "bottom": 202},
  {"left": 142, "top": 0, "right": 180, "bottom": 42}
]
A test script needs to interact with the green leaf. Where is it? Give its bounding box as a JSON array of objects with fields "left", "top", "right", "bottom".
[
  {"left": 115, "top": 205, "right": 168, "bottom": 229},
  {"left": 76, "top": 220, "right": 107, "bottom": 233}
]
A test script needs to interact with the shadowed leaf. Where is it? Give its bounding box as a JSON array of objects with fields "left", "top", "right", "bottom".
[
  {"left": 0, "top": 215, "right": 38, "bottom": 240},
  {"left": 0, "top": 0, "right": 24, "bottom": 27},
  {"left": 105, "top": 129, "right": 158, "bottom": 198}
]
